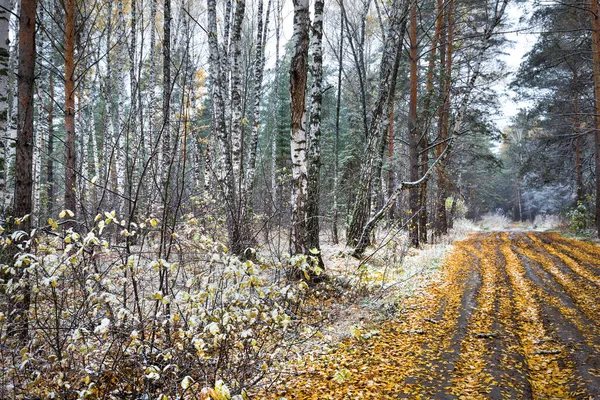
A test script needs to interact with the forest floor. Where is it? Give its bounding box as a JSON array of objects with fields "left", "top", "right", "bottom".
[{"left": 260, "top": 231, "right": 600, "bottom": 399}]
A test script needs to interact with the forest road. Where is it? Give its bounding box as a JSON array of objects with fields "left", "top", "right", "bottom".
[{"left": 265, "top": 232, "right": 600, "bottom": 399}]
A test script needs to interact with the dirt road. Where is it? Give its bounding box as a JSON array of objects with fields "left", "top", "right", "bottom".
[{"left": 266, "top": 232, "right": 600, "bottom": 399}]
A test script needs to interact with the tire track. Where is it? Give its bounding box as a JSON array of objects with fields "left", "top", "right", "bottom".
[
  {"left": 547, "top": 240, "right": 600, "bottom": 279},
  {"left": 399, "top": 245, "right": 482, "bottom": 398},
  {"left": 516, "top": 234, "right": 600, "bottom": 326},
  {"left": 260, "top": 232, "right": 600, "bottom": 399},
  {"left": 546, "top": 232, "right": 600, "bottom": 262},
  {"left": 526, "top": 233, "right": 600, "bottom": 287},
  {"left": 514, "top": 250, "right": 596, "bottom": 397},
  {"left": 451, "top": 233, "right": 530, "bottom": 399},
  {"left": 500, "top": 237, "right": 579, "bottom": 399}
]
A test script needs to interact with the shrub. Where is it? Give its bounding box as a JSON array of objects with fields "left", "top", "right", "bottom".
[
  {"left": 567, "top": 202, "right": 588, "bottom": 234},
  {"left": 0, "top": 211, "right": 307, "bottom": 399}
]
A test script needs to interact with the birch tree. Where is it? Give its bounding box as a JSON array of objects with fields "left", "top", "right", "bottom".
[
  {"left": 289, "top": 0, "right": 310, "bottom": 256},
  {"left": 206, "top": 0, "right": 243, "bottom": 254},
  {"left": 0, "top": 0, "right": 11, "bottom": 142},
  {"left": 306, "top": 0, "right": 324, "bottom": 263},
  {"left": 1, "top": 1, "right": 16, "bottom": 213}
]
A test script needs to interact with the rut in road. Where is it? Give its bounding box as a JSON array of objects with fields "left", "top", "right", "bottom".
[{"left": 263, "top": 232, "right": 600, "bottom": 399}]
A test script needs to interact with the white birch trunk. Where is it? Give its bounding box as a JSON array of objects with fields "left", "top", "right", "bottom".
[
  {"left": 0, "top": 0, "right": 14, "bottom": 210},
  {"left": 207, "top": 0, "right": 242, "bottom": 253},
  {"left": 115, "top": 0, "right": 126, "bottom": 202},
  {"left": 80, "top": 91, "right": 90, "bottom": 200},
  {"left": 270, "top": 0, "right": 281, "bottom": 205},
  {"left": 33, "top": 93, "right": 43, "bottom": 224},
  {"left": 149, "top": 0, "right": 158, "bottom": 175},
  {"left": 0, "top": 0, "right": 12, "bottom": 134},
  {"left": 203, "top": 144, "right": 212, "bottom": 194},
  {"left": 289, "top": 0, "right": 310, "bottom": 255},
  {"left": 229, "top": 0, "right": 245, "bottom": 189},
  {"left": 2, "top": 23, "right": 16, "bottom": 211},
  {"left": 306, "top": 0, "right": 324, "bottom": 254},
  {"left": 244, "top": 0, "right": 270, "bottom": 197}
]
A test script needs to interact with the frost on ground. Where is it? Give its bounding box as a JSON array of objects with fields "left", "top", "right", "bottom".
[{"left": 274, "top": 219, "right": 480, "bottom": 364}]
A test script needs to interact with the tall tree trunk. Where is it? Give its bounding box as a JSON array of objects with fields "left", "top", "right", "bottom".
[
  {"left": 206, "top": 0, "right": 242, "bottom": 254},
  {"left": 33, "top": 88, "right": 44, "bottom": 224},
  {"left": 435, "top": 0, "right": 454, "bottom": 237},
  {"left": 289, "top": 0, "right": 310, "bottom": 256},
  {"left": 332, "top": 4, "right": 343, "bottom": 244},
  {"left": 244, "top": 0, "right": 271, "bottom": 198},
  {"left": 2, "top": 14, "right": 16, "bottom": 212},
  {"left": 162, "top": 0, "right": 171, "bottom": 164},
  {"left": 408, "top": 0, "right": 420, "bottom": 247},
  {"left": 345, "top": 0, "right": 409, "bottom": 247},
  {"left": 270, "top": 0, "right": 281, "bottom": 227},
  {"left": 230, "top": 0, "right": 245, "bottom": 192},
  {"left": 0, "top": 0, "right": 12, "bottom": 211},
  {"left": 64, "top": 0, "right": 76, "bottom": 215},
  {"left": 590, "top": 0, "right": 600, "bottom": 237},
  {"left": 418, "top": 0, "right": 444, "bottom": 244},
  {"left": 115, "top": 0, "right": 126, "bottom": 208},
  {"left": 47, "top": 74, "right": 54, "bottom": 215},
  {"left": 0, "top": 0, "right": 10, "bottom": 142},
  {"left": 573, "top": 86, "right": 583, "bottom": 203},
  {"left": 386, "top": 83, "right": 395, "bottom": 221},
  {"left": 9, "top": 0, "right": 36, "bottom": 342},
  {"left": 128, "top": 0, "right": 138, "bottom": 208},
  {"left": 89, "top": 75, "right": 100, "bottom": 204},
  {"left": 148, "top": 0, "right": 157, "bottom": 184},
  {"left": 306, "top": 0, "right": 324, "bottom": 265}
]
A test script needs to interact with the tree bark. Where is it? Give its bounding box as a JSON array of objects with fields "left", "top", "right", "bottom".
[
  {"left": 244, "top": 0, "right": 270, "bottom": 198},
  {"left": 0, "top": 0, "right": 12, "bottom": 210},
  {"left": 148, "top": 0, "right": 157, "bottom": 180},
  {"left": 332, "top": 4, "right": 344, "bottom": 245},
  {"left": 270, "top": 0, "right": 282, "bottom": 226},
  {"left": 115, "top": 0, "right": 126, "bottom": 206},
  {"left": 435, "top": 0, "right": 454, "bottom": 237},
  {"left": 590, "top": 0, "right": 600, "bottom": 237},
  {"left": 9, "top": 0, "right": 36, "bottom": 342},
  {"left": 230, "top": 0, "right": 245, "bottom": 191},
  {"left": 408, "top": 0, "right": 420, "bottom": 247},
  {"left": 417, "top": 0, "right": 444, "bottom": 244},
  {"left": 346, "top": 0, "right": 409, "bottom": 247},
  {"left": 353, "top": 140, "right": 453, "bottom": 257},
  {"left": 162, "top": 0, "right": 172, "bottom": 190},
  {"left": 47, "top": 73, "right": 54, "bottom": 215},
  {"left": 206, "top": 0, "right": 242, "bottom": 254},
  {"left": 573, "top": 84, "right": 583, "bottom": 203},
  {"left": 64, "top": 0, "right": 76, "bottom": 215},
  {"left": 306, "top": 0, "right": 324, "bottom": 265},
  {"left": 0, "top": 0, "right": 11, "bottom": 137},
  {"left": 289, "top": 0, "right": 310, "bottom": 256},
  {"left": 2, "top": 13, "right": 16, "bottom": 212}
]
